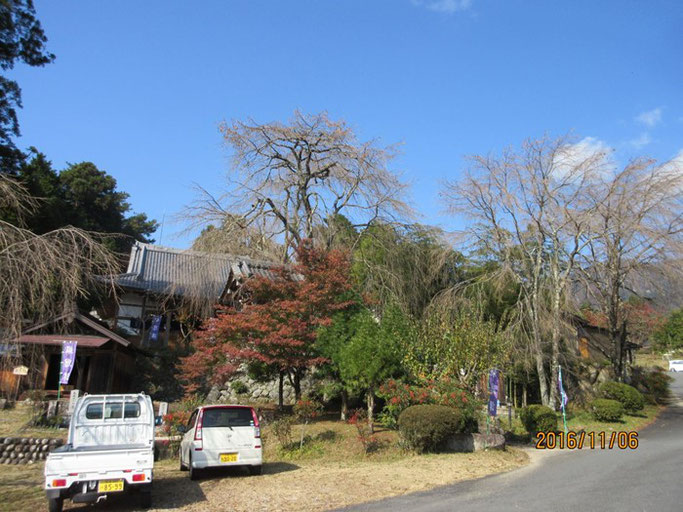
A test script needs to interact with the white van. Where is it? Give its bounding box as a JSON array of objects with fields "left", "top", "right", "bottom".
[
  {"left": 668, "top": 360, "right": 683, "bottom": 372},
  {"left": 179, "top": 405, "right": 262, "bottom": 480}
]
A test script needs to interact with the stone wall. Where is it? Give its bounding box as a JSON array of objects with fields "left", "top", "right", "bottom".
[
  {"left": 0, "top": 437, "right": 65, "bottom": 465},
  {"left": 206, "top": 373, "right": 320, "bottom": 405},
  {"left": 445, "top": 433, "right": 506, "bottom": 452}
]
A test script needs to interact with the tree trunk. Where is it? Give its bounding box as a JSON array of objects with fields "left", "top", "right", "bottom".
[
  {"left": 293, "top": 372, "right": 302, "bottom": 402},
  {"left": 522, "top": 385, "right": 527, "bottom": 407},
  {"left": 534, "top": 351, "right": 550, "bottom": 406},
  {"left": 548, "top": 285, "right": 562, "bottom": 410},
  {"left": 367, "top": 386, "right": 375, "bottom": 433},
  {"left": 340, "top": 388, "right": 348, "bottom": 421},
  {"left": 278, "top": 371, "right": 284, "bottom": 409}
]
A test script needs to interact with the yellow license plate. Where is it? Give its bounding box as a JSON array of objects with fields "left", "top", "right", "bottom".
[
  {"left": 97, "top": 479, "right": 124, "bottom": 493},
  {"left": 220, "top": 453, "right": 238, "bottom": 463}
]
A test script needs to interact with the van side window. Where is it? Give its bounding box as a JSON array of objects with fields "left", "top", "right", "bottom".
[{"left": 187, "top": 410, "right": 198, "bottom": 429}]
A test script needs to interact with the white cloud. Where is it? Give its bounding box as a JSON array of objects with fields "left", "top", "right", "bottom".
[
  {"left": 629, "top": 132, "right": 652, "bottom": 149},
  {"left": 658, "top": 150, "right": 683, "bottom": 191},
  {"left": 635, "top": 107, "right": 662, "bottom": 128},
  {"left": 553, "top": 137, "right": 614, "bottom": 181},
  {"left": 411, "top": 0, "right": 472, "bottom": 13}
]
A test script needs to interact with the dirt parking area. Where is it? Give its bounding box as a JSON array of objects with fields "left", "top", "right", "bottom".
[
  {"left": 58, "top": 450, "right": 528, "bottom": 512},
  {"left": 1, "top": 410, "right": 528, "bottom": 512}
]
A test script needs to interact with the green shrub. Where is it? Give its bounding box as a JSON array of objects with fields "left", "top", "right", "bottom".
[
  {"left": 377, "top": 378, "right": 477, "bottom": 429},
  {"left": 630, "top": 366, "right": 672, "bottom": 404},
  {"left": 645, "top": 368, "right": 673, "bottom": 404},
  {"left": 398, "top": 404, "right": 475, "bottom": 453},
  {"left": 230, "top": 380, "right": 249, "bottom": 395},
  {"left": 519, "top": 404, "right": 558, "bottom": 434},
  {"left": 590, "top": 398, "right": 624, "bottom": 422},
  {"left": 598, "top": 381, "right": 645, "bottom": 413}
]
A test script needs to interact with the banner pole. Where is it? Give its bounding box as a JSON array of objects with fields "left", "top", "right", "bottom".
[{"left": 57, "top": 351, "right": 63, "bottom": 401}]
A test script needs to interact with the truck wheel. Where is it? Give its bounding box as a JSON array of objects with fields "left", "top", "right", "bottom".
[
  {"left": 48, "top": 497, "right": 63, "bottom": 512},
  {"left": 248, "top": 465, "right": 262, "bottom": 476},
  {"left": 140, "top": 490, "right": 152, "bottom": 509}
]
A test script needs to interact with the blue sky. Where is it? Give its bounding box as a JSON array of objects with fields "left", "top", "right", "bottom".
[{"left": 9, "top": 0, "right": 683, "bottom": 247}]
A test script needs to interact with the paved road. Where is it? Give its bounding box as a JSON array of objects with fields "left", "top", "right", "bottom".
[{"left": 340, "top": 373, "right": 683, "bottom": 512}]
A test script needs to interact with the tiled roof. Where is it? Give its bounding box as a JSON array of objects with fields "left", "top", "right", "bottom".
[{"left": 112, "top": 242, "right": 284, "bottom": 299}]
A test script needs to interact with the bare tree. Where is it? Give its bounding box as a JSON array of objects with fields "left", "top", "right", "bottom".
[
  {"left": 191, "top": 214, "right": 282, "bottom": 260},
  {"left": 185, "top": 111, "right": 412, "bottom": 262},
  {"left": 0, "top": 174, "right": 119, "bottom": 371},
  {"left": 441, "top": 135, "right": 607, "bottom": 407},
  {"left": 577, "top": 157, "right": 683, "bottom": 379}
]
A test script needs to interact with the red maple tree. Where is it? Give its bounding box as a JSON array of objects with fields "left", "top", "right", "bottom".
[{"left": 181, "top": 242, "right": 355, "bottom": 405}]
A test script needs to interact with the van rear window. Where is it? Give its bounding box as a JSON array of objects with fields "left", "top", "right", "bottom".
[
  {"left": 85, "top": 402, "right": 141, "bottom": 419},
  {"left": 202, "top": 407, "right": 253, "bottom": 428}
]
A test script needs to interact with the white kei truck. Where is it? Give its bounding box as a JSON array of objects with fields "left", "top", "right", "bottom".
[{"left": 44, "top": 393, "right": 155, "bottom": 512}]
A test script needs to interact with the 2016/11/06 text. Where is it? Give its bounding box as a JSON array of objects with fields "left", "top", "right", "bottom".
[{"left": 535, "top": 431, "right": 638, "bottom": 450}]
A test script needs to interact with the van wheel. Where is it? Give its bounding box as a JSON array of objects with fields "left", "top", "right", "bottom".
[
  {"left": 48, "top": 497, "right": 63, "bottom": 512},
  {"left": 180, "top": 451, "right": 188, "bottom": 471},
  {"left": 189, "top": 454, "right": 200, "bottom": 481},
  {"left": 249, "top": 465, "right": 262, "bottom": 476}
]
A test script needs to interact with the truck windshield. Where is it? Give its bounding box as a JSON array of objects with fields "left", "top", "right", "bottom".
[
  {"left": 85, "top": 401, "right": 141, "bottom": 420},
  {"left": 202, "top": 407, "right": 253, "bottom": 428}
]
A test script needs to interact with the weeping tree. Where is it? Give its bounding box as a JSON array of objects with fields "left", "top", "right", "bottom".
[
  {"left": 352, "top": 223, "right": 466, "bottom": 319},
  {"left": 184, "top": 110, "right": 412, "bottom": 263},
  {"left": 441, "top": 135, "right": 608, "bottom": 407},
  {"left": 191, "top": 214, "right": 282, "bottom": 261},
  {"left": 576, "top": 157, "right": 683, "bottom": 379},
  {"left": 0, "top": 174, "right": 119, "bottom": 379}
]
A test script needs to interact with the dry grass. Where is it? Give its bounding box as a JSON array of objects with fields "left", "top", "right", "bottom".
[
  {"left": 0, "top": 403, "right": 65, "bottom": 439},
  {"left": 634, "top": 352, "right": 670, "bottom": 369},
  {"left": 0, "top": 461, "right": 45, "bottom": 512},
  {"left": 0, "top": 417, "right": 529, "bottom": 512}
]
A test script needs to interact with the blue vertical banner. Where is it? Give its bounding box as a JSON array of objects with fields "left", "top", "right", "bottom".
[
  {"left": 149, "top": 314, "right": 162, "bottom": 342},
  {"left": 488, "top": 369, "right": 500, "bottom": 416},
  {"left": 558, "top": 365, "right": 569, "bottom": 434},
  {"left": 59, "top": 341, "right": 78, "bottom": 385},
  {"left": 558, "top": 366, "right": 568, "bottom": 408}
]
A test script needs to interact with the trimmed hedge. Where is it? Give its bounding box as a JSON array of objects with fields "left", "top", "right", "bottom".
[
  {"left": 598, "top": 381, "right": 645, "bottom": 413},
  {"left": 590, "top": 398, "right": 624, "bottom": 422},
  {"left": 398, "top": 404, "right": 477, "bottom": 453},
  {"left": 520, "top": 405, "right": 558, "bottom": 434}
]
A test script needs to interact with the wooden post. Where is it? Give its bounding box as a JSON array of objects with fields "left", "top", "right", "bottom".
[
  {"left": 140, "top": 293, "right": 148, "bottom": 347},
  {"left": 106, "top": 347, "right": 117, "bottom": 393},
  {"left": 164, "top": 310, "right": 172, "bottom": 347}
]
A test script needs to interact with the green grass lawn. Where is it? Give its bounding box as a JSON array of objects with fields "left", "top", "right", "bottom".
[{"left": 564, "top": 404, "right": 660, "bottom": 433}]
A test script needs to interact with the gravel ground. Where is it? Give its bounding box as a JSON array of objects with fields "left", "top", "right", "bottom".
[{"left": 59, "top": 449, "right": 528, "bottom": 512}]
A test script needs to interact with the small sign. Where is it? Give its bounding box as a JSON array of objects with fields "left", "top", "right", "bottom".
[
  {"left": 158, "top": 401, "right": 168, "bottom": 417},
  {"left": 68, "top": 390, "right": 80, "bottom": 414},
  {"left": 12, "top": 365, "right": 28, "bottom": 376}
]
